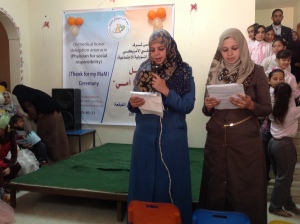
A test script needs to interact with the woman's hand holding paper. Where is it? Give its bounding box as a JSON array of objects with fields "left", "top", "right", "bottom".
[
  {"left": 129, "top": 96, "right": 145, "bottom": 108},
  {"left": 229, "top": 94, "right": 254, "bottom": 111},
  {"left": 204, "top": 97, "right": 221, "bottom": 111}
]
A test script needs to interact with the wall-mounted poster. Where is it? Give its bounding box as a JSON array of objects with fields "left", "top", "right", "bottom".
[{"left": 63, "top": 4, "right": 175, "bottom": 125}]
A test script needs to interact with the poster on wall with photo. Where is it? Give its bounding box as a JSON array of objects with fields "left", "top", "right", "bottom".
[{"left": 63, "top": 4, "right": 175, "bottom": 125}]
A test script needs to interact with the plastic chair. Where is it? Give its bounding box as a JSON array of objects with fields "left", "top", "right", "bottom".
[
  {"left": 128, "top": 200, "right": 181, "bottom": 224},
  {"left": 192, "top": 209, "right": 251, "bottom": 224},
  {"left": 269, "top": 221, "right": 294, "bottom": 224}
]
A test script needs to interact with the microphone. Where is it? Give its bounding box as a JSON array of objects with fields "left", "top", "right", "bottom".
[{"left": 151, "top": 64, "right": 163, "bottom": 78}]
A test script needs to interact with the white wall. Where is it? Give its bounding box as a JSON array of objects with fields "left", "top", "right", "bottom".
[
  {"left": 255, "top": 7, "right": 294, "bottom": 28},
  {"left": 0, "top": 0, "right": 255, "bottom": 149}
]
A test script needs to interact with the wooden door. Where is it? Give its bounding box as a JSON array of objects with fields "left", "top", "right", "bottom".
[{"left": 0, "top": 22, "right": 11, "bottom": 91}]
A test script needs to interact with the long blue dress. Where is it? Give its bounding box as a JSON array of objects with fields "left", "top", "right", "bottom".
[{"left": 128, "top": 69, "right": 195, "bottom": 224}]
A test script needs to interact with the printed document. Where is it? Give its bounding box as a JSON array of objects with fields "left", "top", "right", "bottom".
[
  {"left": 206, "top": 83, "right": 245, "bottom": 109},
  {"left": 130, "top": 91, "right": 164, "bottom": 117}
]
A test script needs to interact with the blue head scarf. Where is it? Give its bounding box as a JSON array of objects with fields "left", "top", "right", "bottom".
[{"left": 133, "top": 29, "right": 190, "bottom": 96}]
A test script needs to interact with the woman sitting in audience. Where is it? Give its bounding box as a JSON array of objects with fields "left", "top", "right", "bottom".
[
  {"left": 0, "top": 91, "right": 19, "bottom": 117},
  {"left": 12, "top": 85, "right": 70, "bottom": 164}
]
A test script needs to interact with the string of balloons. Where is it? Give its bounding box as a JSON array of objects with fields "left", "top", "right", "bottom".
[
  {"left": 147, "top": 7, "right": 166, "bottom": 31},
  {"left": 67, "top": 17, "right": 84, "bottom": 36}
]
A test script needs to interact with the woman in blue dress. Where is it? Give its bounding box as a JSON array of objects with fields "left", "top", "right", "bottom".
[{"left": 127, "top": 29, "right": 195, "bottom": 224}]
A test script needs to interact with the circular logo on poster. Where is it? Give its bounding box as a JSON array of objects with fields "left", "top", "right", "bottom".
[{"left": 108, "top": 16, "right": 131, "bottom": 41}]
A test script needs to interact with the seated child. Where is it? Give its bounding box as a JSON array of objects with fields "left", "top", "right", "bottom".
[
  {"left": 9, "top": 115, "right": 48, "bottom": 167},
  {"left": 0, "top": 113, "right": 21, "bottom": 201}
]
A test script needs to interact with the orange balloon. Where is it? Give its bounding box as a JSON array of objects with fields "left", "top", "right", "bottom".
[
  {"left": 67, "top": 17, "right": 76, "bottom": 26},
  {"left": 156, "top": 8, "right": 166, "bottom": 18},
  {"left": 75, "top": 17, "right": 84, "bottom": 26},
  {"left": 147, "top": 10, "right": 157, "bottom": 20}
]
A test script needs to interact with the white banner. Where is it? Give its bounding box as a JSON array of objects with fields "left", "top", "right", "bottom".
[{"left": 63, "top": 5, "right": 174, "bottom": 125}]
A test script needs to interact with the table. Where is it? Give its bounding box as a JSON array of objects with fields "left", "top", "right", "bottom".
[
  {"left": 5, "top": 143, "right": 203, "bottom": 222},
  {"left": 66, "top": 129, "right": 96, "bottom": 152}
]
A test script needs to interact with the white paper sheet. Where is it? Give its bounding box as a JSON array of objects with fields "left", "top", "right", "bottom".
[
  {"left": 206, "top": 83, "right": 245, "bottom": 109},
  {"left": 130, "top": 91, "right": 164, "bottom": 117},
  {"left": 25, "top": 131, "right": 41, "bottom": 145}
]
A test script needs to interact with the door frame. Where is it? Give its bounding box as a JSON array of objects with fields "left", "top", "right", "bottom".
[{"left": 0, "top": 8, "right": 23, "bottom": 91}]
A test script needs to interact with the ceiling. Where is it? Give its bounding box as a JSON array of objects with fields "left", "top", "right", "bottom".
[{"left": 256, "top": 0, "right": 298, "bottom": 10}]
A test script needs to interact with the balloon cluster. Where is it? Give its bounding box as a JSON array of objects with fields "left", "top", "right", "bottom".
[
  {"left": 147, "top": 8, "right": 166, "bottom": 31},
  {"left": 67, "top": 17, "right": 84, "bottom": 36}
]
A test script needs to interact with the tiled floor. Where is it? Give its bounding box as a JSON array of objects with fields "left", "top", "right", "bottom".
[
  {"left": 8, "top": 191, "right": 300, "bottom": 224},
  {"left": 13, "top": 191, "right": 127, "bottom": 224},
  {"left": 267, "top": 202, "right": 300, "bottom": 223}
]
